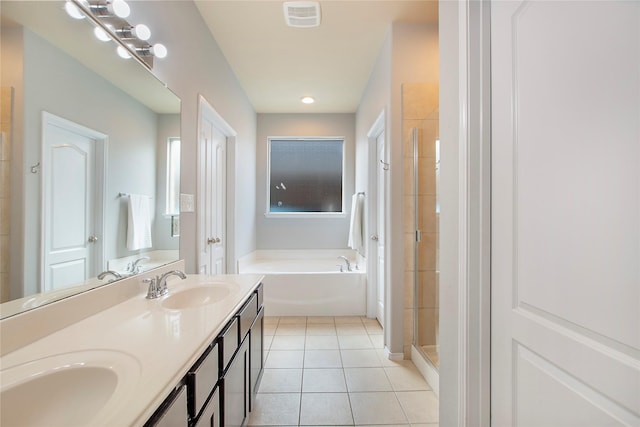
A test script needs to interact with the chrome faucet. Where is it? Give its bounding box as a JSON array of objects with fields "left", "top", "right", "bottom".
[
  {"left": 127, "top": 256, "right": 150, "bottom": 274},
  {"left": 97, "top": 270, "right": 122, "bottom": 281},
  {"left": 144, "top": 270, "right": 186, "bottom": 299},
  {"left": 337, "top": 256, "right": 352, "bottom": 272}
]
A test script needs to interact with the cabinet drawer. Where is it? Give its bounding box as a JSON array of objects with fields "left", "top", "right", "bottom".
[
  {"left": 255, "top": 283, "right": 263, "bottom": 308},
  {"left": 219, "top": 317, "right": 239, "bottom": 372},
  {"left": 238, "top": 293, "right": 257, "bottom": 341},
  {"left": 187, "top": 343, "right": 219, "bottom": 418},
  {"left": 146, "top": 385, "right": 188, "bottom": 427},
  {"left": 194, "top": 387, "right": 220, "bottom": 427}
]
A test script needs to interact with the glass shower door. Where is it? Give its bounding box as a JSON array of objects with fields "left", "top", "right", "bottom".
[{"left": 412, "top": 109, "right": 440, "bottom": 369}]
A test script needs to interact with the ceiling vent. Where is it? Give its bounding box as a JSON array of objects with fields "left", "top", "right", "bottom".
[{"left": 283, "top": 1, "right": 321, "bottom": 28}]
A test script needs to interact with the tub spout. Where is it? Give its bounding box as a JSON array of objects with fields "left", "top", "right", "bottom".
[{"left": 337, "top": 256, "right": 352, "bottom": 272}]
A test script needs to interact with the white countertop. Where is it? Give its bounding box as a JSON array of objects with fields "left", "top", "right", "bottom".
[{"left": 0, "top": 273, "right": 264, "bottom": 426}]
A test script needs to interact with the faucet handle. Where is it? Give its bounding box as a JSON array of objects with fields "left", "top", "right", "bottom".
[{"left": 143, "top": 277, "right": 158, "bottom": 299}]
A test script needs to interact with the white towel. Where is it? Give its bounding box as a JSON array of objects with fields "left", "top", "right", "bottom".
[
  {"left": 126, "top": 194, "right": 153, "bottom": 251},
  {"left": 348, "top": 193, "right": 364, "bottom": 252}
]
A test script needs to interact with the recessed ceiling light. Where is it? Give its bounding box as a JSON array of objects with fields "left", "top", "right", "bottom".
[{"left": 301, "top": 96, "right": 315, "bottom": 104}]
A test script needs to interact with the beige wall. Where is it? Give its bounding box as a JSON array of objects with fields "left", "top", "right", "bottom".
[
  {"left": 0, "top": 87, "right": 13, "bottom": 303},
  {"left": 355, "top": 22, "right": 438, "bottom": 355},
  {"left": 0, "top": 25, "right": 23, "bottom": 302}
]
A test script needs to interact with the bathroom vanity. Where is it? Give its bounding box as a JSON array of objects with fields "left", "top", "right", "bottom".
[
  {"left": 146, "top": 280, "right": 264, "bottom": 427},
  {"left": 0, "top": 262, "right": 265, "bottom": 426}
]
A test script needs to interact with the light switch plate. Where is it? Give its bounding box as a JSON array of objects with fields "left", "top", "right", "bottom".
[{"left": 180, "top": 193, "right": 195, "bottom": 213}]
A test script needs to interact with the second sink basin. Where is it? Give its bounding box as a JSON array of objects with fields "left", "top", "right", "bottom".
[
  {"left": 0, "top": 350, "right": 140, "bottom": 426},
  {"left": 161, "top": 283, "right": 233, "bottom": 310}
]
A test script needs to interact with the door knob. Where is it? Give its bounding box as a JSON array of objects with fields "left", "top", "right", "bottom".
[
  {"left": 370, "top": 234, "right": 379, "bottom": 241},
  {"left": 215, "top": 237, "right": 221, "bottom": 243},
  {"left": 88, "top": 235, "right": 98, "bottom": 243},
  {"left": 207, "top": 237, "right": 215, "bottom": 245}
]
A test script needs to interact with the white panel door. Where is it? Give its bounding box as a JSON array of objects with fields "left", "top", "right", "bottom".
[
  {"left": 198, "top": 102, "right": 226, "bottom": 275},
  {"left": 491, "top": 1, "right": 639, "bottom": 426},
  {"left": 376, "top": 132, "right": 386, "bottom": 326},
  {"left": 42, "top": 122, "right": 96, "bottom": 291}
]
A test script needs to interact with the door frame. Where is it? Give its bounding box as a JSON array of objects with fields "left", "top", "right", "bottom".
[
  {"left": 196, "top": 95, "right": 237, "bottom": 274},
  {"left": 439, "top": 1, "right": 491, "bottom": 426},
  {"left": 366, "top": 110, "right": 386, "bottom": 321},
  {"left": 40, "top": 112, "right": 107, "bottom": 291}
]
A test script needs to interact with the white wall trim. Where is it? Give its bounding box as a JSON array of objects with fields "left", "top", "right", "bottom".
[
  {"left": 439, "top": 0, "right": 491, "bottom": 425},
  {"left": 366, "top": 109, "right": 386, "bottom": 320},
  {"left": 196, "top": 95, "right": 237, "bottom": 273}
]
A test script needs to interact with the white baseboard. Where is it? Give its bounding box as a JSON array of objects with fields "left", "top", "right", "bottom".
[{"left": 383, "top": 346, "right": 405, "bottom": 361}]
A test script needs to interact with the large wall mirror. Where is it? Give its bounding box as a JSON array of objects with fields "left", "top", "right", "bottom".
[{"left": 0, "top": 1, "right": 181, "bottom": 318}]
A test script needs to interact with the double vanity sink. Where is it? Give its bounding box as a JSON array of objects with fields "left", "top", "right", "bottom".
[
  {"left": 1, "top": 349, "right": 141, "bottom": 426},
  {"left": 161, "top": 284, "right": 232, "bottom": 310},
  {"left": 0, "top": 267, "right": 264, "bottom": 426}
]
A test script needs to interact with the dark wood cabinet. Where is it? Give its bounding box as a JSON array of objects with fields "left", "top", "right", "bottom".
[
  {"left": 144, "top": 385, "right": 188, "bottom": 427},
  {"left": 222, "top": 337, "right": 249, "bottom": 427},
  {"left": 145, "top": 283, "right": 263, "bottom": 427},
  {"left": 193, "top": 388, "right": 220, "bottom": 427},
  {"left": 249, "top": 306, "right": 264, "bottom": 411}
]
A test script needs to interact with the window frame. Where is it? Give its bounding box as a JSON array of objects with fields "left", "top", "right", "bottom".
[
  {"left": 265, "top": 136, "right": 347, "bottom": 218},
  {"left": 165, "top": 137, "right": 181, "bottom": 216}
]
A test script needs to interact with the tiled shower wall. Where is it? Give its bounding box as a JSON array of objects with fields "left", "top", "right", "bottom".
[
  {"left": 0, "top": 87, "right": 12, "bottom": 302},
  {"left": 402, "top": 83, "right": 439, "bottom": 359}
]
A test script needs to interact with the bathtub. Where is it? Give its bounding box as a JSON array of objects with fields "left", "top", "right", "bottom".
[{"left": 237, "top": 249, "right": 367, "bottom": 317}]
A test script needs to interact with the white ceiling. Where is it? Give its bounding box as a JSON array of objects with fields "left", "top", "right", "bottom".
[{"left": 194, "top": 1, "right": 438, "bottom": 113}]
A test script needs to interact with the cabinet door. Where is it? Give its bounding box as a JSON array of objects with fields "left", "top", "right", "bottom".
[
  {"left": 148, "top": 385, "right": 188, "bottom": 427},
  {"left": 194, "top": 387, "right": 220, "bottom": 427},
  {"left": 250, "top": 307, "right": 264, "bottom": 411},
  {"left": 223, "top": 338, "right": 249, "bottom": 427}
]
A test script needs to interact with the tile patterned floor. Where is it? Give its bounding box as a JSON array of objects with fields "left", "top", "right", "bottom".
[{"left": 248, "top": 316, "right": 439, "bottom": 426}]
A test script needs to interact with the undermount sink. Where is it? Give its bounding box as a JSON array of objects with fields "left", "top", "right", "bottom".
[
  {"left": 161, "top": 284, "right": 233, "bottom": 310},
  {"left": 0, "top": 350, "right": 140, "bottom": 426}
]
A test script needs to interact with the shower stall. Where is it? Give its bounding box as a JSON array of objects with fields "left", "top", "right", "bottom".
[{"left": 409, "top": 108, "right": 440, "bottom": 370}]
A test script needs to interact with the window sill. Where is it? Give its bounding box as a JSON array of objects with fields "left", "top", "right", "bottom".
[{"left": 264, "top": 212, "right": 347, "bottom": 219}]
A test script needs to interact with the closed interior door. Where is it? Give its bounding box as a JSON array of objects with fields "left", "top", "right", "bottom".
[
  {"left": 42, "top": 118, "right": 99, "bottom": 291},
  {"left": 491, "top": 1, "right": 639, "bottom": 425},
  {"left": 198, "top": 101, "right": 226, "bottom": 275},
  {"left": 376, "top": 131, "right": 386, "bottom": 326}
]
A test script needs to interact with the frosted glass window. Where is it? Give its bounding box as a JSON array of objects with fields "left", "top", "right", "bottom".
[
  {"left": 166, "top": 137, "right": 180, "bottom": 215},
  {"left": 268, "top": 138, "right": 344, "bottom": 214}
]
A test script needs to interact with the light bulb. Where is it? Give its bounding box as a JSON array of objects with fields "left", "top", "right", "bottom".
[
  {"left": 150, "top": 43, "right": 168, "bottom": 59},
  {"left": 116, "top": 45, "right": 132, "bottom": 59},
  {"left": 94, "top": 25, "right": 113, "bottom": 42},
  {"left": 301, "top": 96, "right": 315, "bottom": 104},
  {"left": 132, "top": 24, "right": 151, "bottom": 41},
  {"left": 108, "top": 0, "right": 130, "bottom": 18},
  {"left": 64, "top": 1, "right": 84, "bottom": 19}
]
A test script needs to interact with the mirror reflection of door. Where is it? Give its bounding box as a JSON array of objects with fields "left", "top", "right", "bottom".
[
  {"left": 41, "top": 113, "right": 105, "bottom": 292},
  {"left": 197, "top": 97, "right": 228, "bottom": 275},
  {"left": 376, "top": 131, "right": 386, "bottom": 327}
]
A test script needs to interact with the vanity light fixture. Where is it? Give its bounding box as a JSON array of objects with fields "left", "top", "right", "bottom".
[
  {"left": 66, "top": 0, "right": 167, "bottom": 69},
  {"left": 116, "top": 24, "right": 151, "bottom": 41},
  {"left": 116, "top": 44, "right": 133, "bottom": 59},
  {"left": 64, "top": 1, "right": 86, "bottom": 19},
  {"left": 94, "top": 24, "right": 113, "bottom": 42},
  {"left": 90, "top": 0, "right": 130, "bottom": 18},
  {"left": 301, "top": 96, "right": 315, "bottom": 104},
  {"left": 136, "top": 43, "right": 168, "bottom": 59}
]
